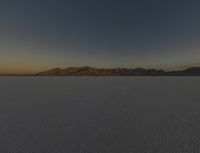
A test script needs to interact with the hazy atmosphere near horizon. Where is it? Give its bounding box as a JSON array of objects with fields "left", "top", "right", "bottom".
[{"left": 1, "top": 0, "right": 200, "bottom": 74}]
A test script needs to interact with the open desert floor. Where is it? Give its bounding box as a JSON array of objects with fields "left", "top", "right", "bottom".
[{"left": 0, "top": 77, "right": 200, "bottom": 153}]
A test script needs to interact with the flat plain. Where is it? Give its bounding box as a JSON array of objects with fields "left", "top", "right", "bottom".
[{"left": 0, "top": 77, "right": 200, "bottom": 153}]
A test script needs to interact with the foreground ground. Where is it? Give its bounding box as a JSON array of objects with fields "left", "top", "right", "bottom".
[{"left": 0, "top": 77, "right": 200, "bottom": 153}]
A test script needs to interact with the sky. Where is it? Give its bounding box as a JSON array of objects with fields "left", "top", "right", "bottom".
[{"left": 0, "top": 0, "right": 200, "bottom": 74}]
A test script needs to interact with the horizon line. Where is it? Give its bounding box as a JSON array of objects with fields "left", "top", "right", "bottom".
[{"left": 0, "top": 65, "right": 200, "bottom": 75}]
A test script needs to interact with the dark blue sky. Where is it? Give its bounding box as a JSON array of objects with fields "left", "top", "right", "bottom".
[{"left": 0, "top": 0, "right": 200, "bottom": 73}]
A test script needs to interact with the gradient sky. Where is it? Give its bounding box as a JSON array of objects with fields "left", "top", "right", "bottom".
[{"left": 0, "top": 0, "right": 200, "bottom": 73}]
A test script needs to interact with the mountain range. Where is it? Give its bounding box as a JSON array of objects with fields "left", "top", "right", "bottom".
[{"left": 35, "top": 66, "right": 200, "bottom": 76}]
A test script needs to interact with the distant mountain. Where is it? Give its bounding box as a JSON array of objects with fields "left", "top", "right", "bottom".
[
  {"left": 1, "top": 66, "right": 200, "bottom": 76},
  {"left": 167, "top": 67, "right": 200, "bottom": 76},
  {"left": 36, "top": 66, "right": 200, "bottom": 76},
  {"left": 36, "top": 66, "right": 165, "bottom": 76}
]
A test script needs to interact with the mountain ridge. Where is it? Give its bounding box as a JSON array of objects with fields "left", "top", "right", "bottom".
[{"left": 35, "top": 66, "right": 200, "bottom": 76}]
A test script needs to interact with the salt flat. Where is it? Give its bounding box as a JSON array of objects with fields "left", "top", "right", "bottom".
[{"left": 0, "top": 77, "right": 200, "bottom": 153}]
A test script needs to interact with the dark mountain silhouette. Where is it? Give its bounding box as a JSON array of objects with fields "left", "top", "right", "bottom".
[
  {"left": 167, "top": 67, "right": 200, "bottom": 76},
  {"left": 36, "top": 66, "right": 200, "bottom": 76}
]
